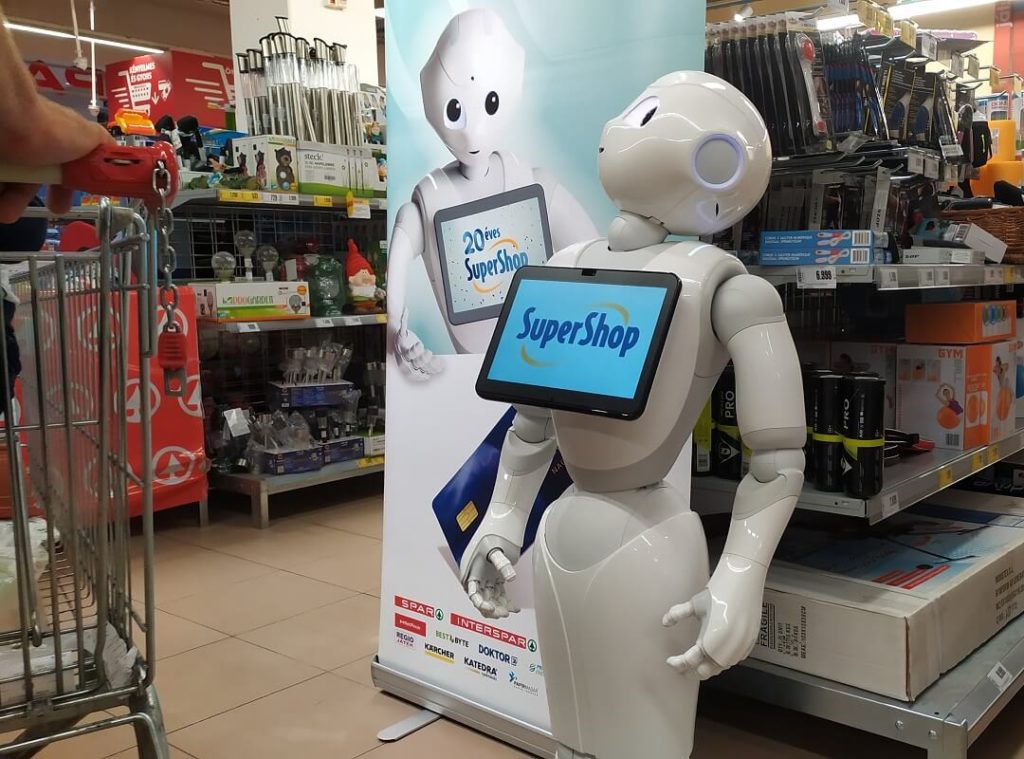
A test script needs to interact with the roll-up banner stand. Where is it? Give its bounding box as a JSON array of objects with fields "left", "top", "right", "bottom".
[{"left": 375, "top": 1, "right": 706, "bottom": 753}]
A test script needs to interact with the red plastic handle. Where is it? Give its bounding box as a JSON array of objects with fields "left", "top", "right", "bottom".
[{"left": 61, "top": 142, "right": 178, "bottom": 207}]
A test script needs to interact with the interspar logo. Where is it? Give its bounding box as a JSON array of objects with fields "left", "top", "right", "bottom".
[
  {"left": 425, "top": 644, "right": 455, "bottom": 664},
  {"left": 516, "top": 304, "right": 641, "bottom": 368},
  {"left": 395, "top": 595, "right": 443, "bottom": 621},
  {"left": 463, "top": 657, "right": 499, "bottom": 680},
  {"left": 451, "top": 613, "right": 529, "bottom": 650},
  {"left": 394, "top": 613, "right": 426, "bottom": 637}
]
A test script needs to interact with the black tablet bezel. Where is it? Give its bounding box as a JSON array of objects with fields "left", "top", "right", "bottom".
[
  {"left": 475, "top": 266, "right": 681, "bottom": 421},
  {"left": 433, "top": 184, "right": 554, "bottom": 326}
]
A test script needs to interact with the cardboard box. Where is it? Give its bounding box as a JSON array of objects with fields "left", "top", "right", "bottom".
[
  {"left": 944, "top": 222, "right": 1006, "bottom": 264},
  {"left": 195, "top": 281, "right": 310, "bottom": 322},
  {"left": 268, "top": 380, "right": 353, "bottom": 410},
  {"left": 753, "top": 492, "right": 1024, "bottom": 700},
  {"left": 896, "top": 340, "right": 1017, "bottom": 450},
  {"left": 900, "top": 247, "right": 985, "bottom": 265},
  {"left": 905, "top": 300, "right": 1016, "bottom": 344},
  {"left": 259, "top": 446, "right": 324, "bottom": 475},
  {"left": 296, "top": 141, "right": 351, "bottom": 196},
  {"left": 760, "top": 229, "right": 880, "bottom": 250},
  {"left": 364, "top": 433, "right": 385, "bottom": 457},
  {"left": 322, "top": 436, "right": 365, "bottom": 465},
  {"left": 758, "top": 247, "right": 877, "bottom": 267},
  {"left": 231, "top": 135, "right": 299, "bottom": 191},
  {"left": 831, "top": 341, "right": 898, "bottom": 428}
]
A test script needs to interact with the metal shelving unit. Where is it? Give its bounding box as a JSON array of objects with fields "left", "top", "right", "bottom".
[
  {"left": 199, "top": 313, "right": 388, "bottom": 333},
  {"left": 748, "top": 263, "right": 1024, "bottom": 290},
  {"left": 694, "top": 423, "right": 1024, "bottom": 523},
  {"left": 173, "top": 188, "right": 387, "bottom": 212},
  {"left": 210, "top": 457, "right": 385, "bottom": 528}
]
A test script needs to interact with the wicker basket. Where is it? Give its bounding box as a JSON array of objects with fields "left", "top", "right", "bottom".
[{"left": 941, "top": 206, "right": 1024, "bottom": 263}]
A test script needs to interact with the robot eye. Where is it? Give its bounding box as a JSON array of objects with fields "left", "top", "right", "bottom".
[
  {"left": 485, "top": 91, "right": 500, "bottom": 116},
  {"left": 693, "top": 134, "right": 744, "bottom": 189},
  {"left": 623, "top": 96, "right": 659, "bottom": 128},
  {"left": 445, "top": 98, "right": 466, "bottom": 129}
]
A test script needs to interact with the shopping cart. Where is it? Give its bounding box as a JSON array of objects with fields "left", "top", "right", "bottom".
[{"left": 0, "top": 143, "right": 180, "bottom": 758}]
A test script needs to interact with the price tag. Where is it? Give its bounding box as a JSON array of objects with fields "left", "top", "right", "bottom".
[
  {"left": 236, "top": 322, "right": 261, "bottom": 333},
  {"left": 218, "top": 189, "right": 261, "bottom": 203},
  {"left": 972, "top": 452, "right": 986, "bottom": 471},
  {"left": 936, "top": 267, "right": 951, "bottom": 287},
  {"left": 989, "top": 446, "right": 1001, "bottom": 464},
  {"left": 940, "top": 142, "right": 964, "bottom": 159},
  {"left": 315, "top": 317, "right": 336, "bottom": 328},
  {"left": 797, "top": 266, "right": 837, "bottom": 290},
  {"left": 878, "top": 267, "right": 900, "bottom": 289},
  {"left": 278, "top": 193, "right": 300, "bottom": 205},
  {"left": 263, "top": 192, "right": 280, "bottom": 204},
  {"left": 1004, "top": 266, "right": 1015, "bottom": 283},
  {"left": 375, "top": 313, "right": 388, "bottom": 324},
  {"left": 938, "top": 467, "right": 954, "bottom": 488},
  {"left": 918, "top": 33, "right": 937, "bottom": 60},
  {"left": 881, "top": 492, "right": 900, "bottom": 520},
  {"left": 988, "top": 661, "right": 1014, "bottom": 693},
  {"left": 923, "top": 154, "right": 941, "bottom": 179},
  {"left": 985, "top": 267, "right": 1003, "bottom": 285},
  {"left": 1015, "top": 76, "right": 1022, "bottom": 97},
  {"left": 968, "top": 54, "right": 980, "bottom": 79},
  {"left": 991, "top": 66, "right": 1002, "bottom": 90},
  {"left": 951, "top": 52, "right": 964, "bottom": 77},
  {"left": 918, "top": 267, "right": 936, "bottom": 287},
  {"left": 313, "top": 195, "right": 333, "bottom": 208},
  {"left": 358, "top": 455, "right": 385, "bottom": 468},
  {"left": 907, "top": 150, "right": 925, "bottom": 175},
  {"left": 347, "top": 198, "right": 372, "bottom": 219}
]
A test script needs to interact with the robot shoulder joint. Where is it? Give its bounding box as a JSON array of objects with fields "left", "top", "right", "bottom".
[{"left": 711, "top": 274, "right": 785, "bottom": 345}]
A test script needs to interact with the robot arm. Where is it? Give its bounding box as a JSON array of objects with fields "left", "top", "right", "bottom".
[
  {"left": 460, "top": 405, "right": 557, "bottom": 619},
  {"left": 533, "top": 167, "right": 598, "bottom": 250},
  {"left": 387, "top": 201, "right": 443, "bottom": 377},
  {"left": 665, "top": 273, "right": 805, "bottom": 680}
]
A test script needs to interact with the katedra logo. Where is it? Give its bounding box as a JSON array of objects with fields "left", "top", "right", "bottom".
[
  {"left": 516, "top": 303, "right": 641, "bottom": 368},
  {"left": 462, "top": 224, "right": 529, "bottom": 294},
  {"left": 463, "top": 657, "right": 499, "bottom": 680}
]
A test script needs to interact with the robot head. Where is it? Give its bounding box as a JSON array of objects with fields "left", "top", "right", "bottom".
[
  {"left": 598, "top": 71, "right": 771, "bottom": 237},
  {"left": 420, "top": 10, "right": 525, "bottom": 174}
]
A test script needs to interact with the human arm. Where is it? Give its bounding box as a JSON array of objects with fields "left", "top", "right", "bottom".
[
  {"left": 459, "top": 405, "right": 556, "bottom": 618},
  {"left": 664, "top": 273, "right": 805, "bottom": 680},
  {"left": 0, "top": 11, "right": 113, "bottom": 222},
  {"left": 533, "top": 168, "right": 598, "bottom": 251},
  {"left": 387, "top": 201, "right": 443, "bottom": 377}
]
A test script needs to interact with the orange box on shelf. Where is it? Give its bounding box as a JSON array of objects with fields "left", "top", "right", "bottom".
[{"left": 905, "top": 300, "right": 1016, "bottom": 345}]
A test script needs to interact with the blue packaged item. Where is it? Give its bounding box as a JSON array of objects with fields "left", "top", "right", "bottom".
[
  {"left": 432, "top": 407, "right": 572, "bottom": 565},
  {"left": 760, "top": 229, "right": 879, "bottom": 250},
  {"left": 757, "top": 247, "right": 879, "bottom": 266}
]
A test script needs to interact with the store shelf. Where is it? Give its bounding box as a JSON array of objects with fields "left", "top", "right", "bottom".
[
  {"left": 172, "top": 188, "right": 387, "bottom": 213},
  {"left": 210, "top": 456, "right": 385, "bottom": 528},
  {"left": 933, "top": 36, "right": 989, "bottom": 55},
  {"left": 199, "top": 313, "right": 388, "bottom": 333},
  {"left": 747, "top": 263, "right": 1023, "bottom": 290},
  {"left": 710, "top": 609, "right": 1024, "bottom": 759},
  {"left": 693, "top": 423, "right": 1024, "bottom": 524}
]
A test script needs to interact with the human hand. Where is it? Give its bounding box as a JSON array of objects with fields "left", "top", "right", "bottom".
[{"left": 0, "top": 98, "right": 114, "bottom": 223}]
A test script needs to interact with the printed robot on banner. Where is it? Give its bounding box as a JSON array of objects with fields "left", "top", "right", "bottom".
[
  {"left": 387, "top": 9, "right": 597, "bottom": 376},
  {"left": 460, "top": 72, "right": 806, "bottom": 759}
]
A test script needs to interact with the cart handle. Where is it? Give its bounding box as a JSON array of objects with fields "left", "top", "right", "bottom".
[{"left": 0, "top": 142, "right": 179, "bottom": 209}]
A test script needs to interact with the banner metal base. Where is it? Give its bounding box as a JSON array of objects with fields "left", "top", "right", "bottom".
[{"left": 371, "top": 657, "right": 556, "bottom": 757}]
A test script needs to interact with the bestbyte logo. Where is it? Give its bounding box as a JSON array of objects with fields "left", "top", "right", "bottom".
[
  {"left": 462, "top": 224, "right": 529, "bottom": 294},
  {"left": 394, "top": 613, "right": 426, "bottom": 637},
  {"left": 424, "top": 643, "right": 455, "bottom": 664},
  {"left": 463, "top": 657, "right": 499, "bottom": 680},
  {"left": 396, "top": 631, "right": 416, "bottom": 649},
  {"left": 436, "top": 630, "right": 470, "bottom": 649},
  {"left": 478, "top": 644, "right": 518, "bottom": 667},
  {"left": 395, "top": 595, "right": 443, "bottom": 621},
  {"left": 516, "top": 304, "right": 641, "bottom": 367},
  {"left": 508, "top": 671, "right": 540, "bottom": 696},
  {"left": 451, "top": 613, "right": 528, "bottom": 650}
]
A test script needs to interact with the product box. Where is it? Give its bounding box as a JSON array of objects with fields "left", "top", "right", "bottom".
[
  {"left": 296, "top": 141, "right": 351, "bottom": 197},
  {"left": 896, "top": 340, "right": 1017, "bottom": 450},
  {"left": 751, "top": 492, "right": 1024, "bottom": 700},
  {"left": 905, "top": 300, "right": 1016, "bottom": 344},
  {"left": 757, "top": 247, "right": 877, "bottom": 267},
  {"left": 268, "top": 380, "right": 353, "bottom": 410},
  {"left": 231, "top": 135, "right": 299, "bottom": 191},
  {"left": 1017, "top": 300, "right": 1024, "bottom": 417},
  {"left": 363, "top": 433, "right": 385, "bottom": 457},
  {"left": 760, "top": 229, "right": 881, "bottom": 251},
  {"left": 259, "top": 446, "right": 324, "bottom": 476},
  {"left": 900, "top": 246, "right": 985, "bottom": 265},
  {"left": 831, "top": 341, "right": 898, "bottom": 428},
  {"left": 944, "top": 222, "right": 1007, "bottom": 264},
  {"left": 322, "top": 436, "right": 365, "bottom": 465},
  {"left": 195, "top": 281, "right": 310, "bottom": 322}
]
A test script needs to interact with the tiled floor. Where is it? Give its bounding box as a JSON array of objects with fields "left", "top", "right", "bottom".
[{"left": 17, "top": 475, "right": 1024, "bottom": 758}]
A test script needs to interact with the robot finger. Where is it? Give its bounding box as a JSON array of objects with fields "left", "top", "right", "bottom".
[
  {"left": 662, "top": 602, "right": 695, "bottom": 627},
  {"left": 696, "top": 661, "right": 723, "bottom": 681},
  {"left": 666, "top": 644, "right": 705, "bottom": 674},
  {"left": 488, "top": 548, "right": 517, "bottom": 582}
]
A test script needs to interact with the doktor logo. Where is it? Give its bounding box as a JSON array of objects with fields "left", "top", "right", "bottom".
[
  {"left": 516, "top": 304, "right": 641, "bottom": 368},
  {"left": 463, "top": 224, "right": 529, "bottom": 294}
]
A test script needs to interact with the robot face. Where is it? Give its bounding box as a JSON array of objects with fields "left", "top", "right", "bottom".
[
  {"left": 420, "top": 10, "right": 525, "bottom": 173},
  {"left": 598, "top": 71, "right": 771, "bottom": 237}
]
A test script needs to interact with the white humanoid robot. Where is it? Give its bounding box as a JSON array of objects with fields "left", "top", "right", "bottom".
[
  {"left": 460, "top": 71, "right": 806, "bottom": 759},
  {"left": 388, "top": 9, "right": 597, "bottom": 377}
]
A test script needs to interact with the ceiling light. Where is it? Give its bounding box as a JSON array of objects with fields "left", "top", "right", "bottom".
[
  {"left": 817, "top": 13, "right": 863, "bottom": 31},
  {"left": 888, "top": 0, "right": 996, "bottom": 20},
  {"left": 4, "top": 21, "right": 164, "bottom": 54}
]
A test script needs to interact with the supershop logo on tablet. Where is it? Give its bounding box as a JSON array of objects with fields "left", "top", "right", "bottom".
[{"left": 516, "top": 304, "right": 641, "bottom": 365}]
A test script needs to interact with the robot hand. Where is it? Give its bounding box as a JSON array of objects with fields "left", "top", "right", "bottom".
[
  {"left": 662, "top": 554, "right": 768, "bottom": 680},
  {"left": 395, "top": 308, "right": 444, "bottom": 379},
  {"left": 460, "top": 544, "right": 520, "bottom": 619}
]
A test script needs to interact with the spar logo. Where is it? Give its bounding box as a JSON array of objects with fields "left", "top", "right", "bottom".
[
  {"left": 424, "top": 643, "right": 455, "bottom": 664},
  {"left": 450, "top": 613, "right": 529, "bottom": 650},
  {"left": 462, "top": 224, "right": 529, "bottom": 294},
  {"left": 464, "top": 657, "right": 499, "bottom": 680},
  {"left": 395, "top": 595, "right": 443, "bottom": 621},
  {"left": 394, "top": 613, "right": 426, "bottom": 637},
  {"left": 478, "top": 644, "right": 517, "bottom": 667},
  {"left": 516, "top": 304, "right": 641, "bottom": 368}
]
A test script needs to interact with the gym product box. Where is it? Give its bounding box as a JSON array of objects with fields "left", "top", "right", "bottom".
[
  {"left": 231, "top": 135, "right": 299, "bottom": 192},
  {"left": 831, "top": 341, "right": 898, "bottom": 428},
  {"left": 905, "top": 300, "right": 1016, "bottom": 344},
  {"left": 195, "top": 281, "right": 310, "bottom": 322},
  {"left": 752, "top": 492, "right": 1024, "bottom": 700},
  {"left": 896, "top": 340, "right": 1017, "bottom": 450},
  {"left": 321, "top": 436, "right": 365, "bottom": 465},
  {"left": 268, "top": 380, "right": 354, "bottom": 410}
]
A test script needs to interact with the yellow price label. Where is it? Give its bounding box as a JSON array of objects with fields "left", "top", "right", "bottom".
[
  {"left": 988, "top": 446, "right": 1001, "bottom": 465},
  {"left": 972, "top": 452, "right": 985, "bottom": 471},
  {"left": 375, "top": 313, "right": 388, "bottom": 324},
  {"left": 938, "top": 467, "right": 953, "bottom": 488},
  {"left": 991, "top": 66, "right": 1001, "bottom": 90},
  {"left": 1004, "top": 266, "right": 1014, "bottom": 283},
  {"left": 358, "top": 455, "right": 385, "bottom": 468},
  {"left": 313, "top": 195, "right": 333, "bottom": 208},
  {"left": 218, "top": 189, "right": 261, "bottom": 203}
]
